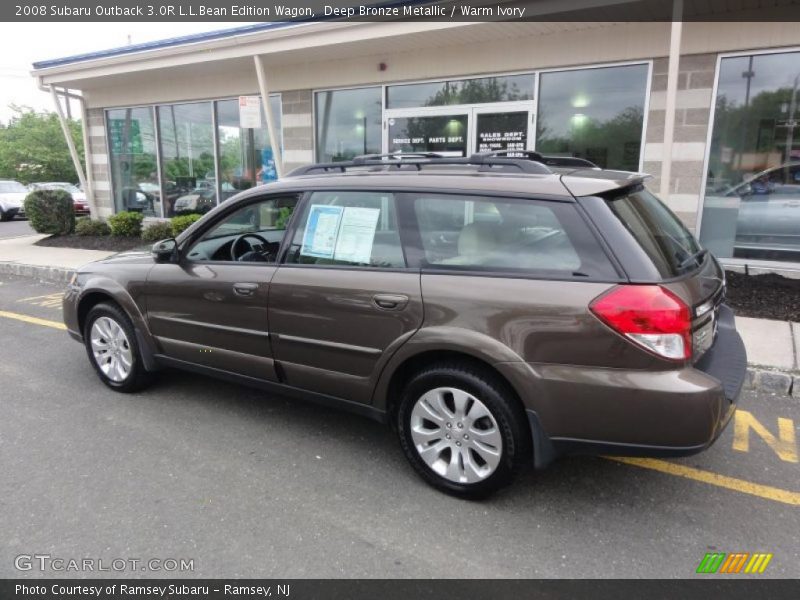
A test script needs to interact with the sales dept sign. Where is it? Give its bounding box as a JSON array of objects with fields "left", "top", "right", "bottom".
[{"left": 239, "top": 96, "right": 262, "bottom": 129}]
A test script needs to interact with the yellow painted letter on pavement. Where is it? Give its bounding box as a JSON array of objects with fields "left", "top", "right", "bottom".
[{"left": 733, "top": 409, "right": 798, "bottom": 463}]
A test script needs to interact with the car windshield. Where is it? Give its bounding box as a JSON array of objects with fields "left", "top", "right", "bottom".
[
  {"left": 0, "top": 181, "right": 28, "bottom": 193},
  {"left": 605, "top": 186, "right": 703, "bottom": 277}
]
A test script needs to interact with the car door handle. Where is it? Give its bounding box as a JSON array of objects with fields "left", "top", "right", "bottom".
[
  {"left": 373, "top": 293, "right": 409, "bottom": 310},
  {"left": 233, "top": 282, "right": 259, "bottom": 297}
]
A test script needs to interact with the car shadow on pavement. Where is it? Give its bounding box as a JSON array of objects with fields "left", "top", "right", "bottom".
[{"left": 139, "top": 368, "right": 685, "bottom": 510}]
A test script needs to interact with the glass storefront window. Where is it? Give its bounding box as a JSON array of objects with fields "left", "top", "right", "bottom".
[
  {"left": 536, "top": 64, "right": 648, "bottom": 171},
  {"left": 387, "top": 74, "right": 534, "bottom": 109},
  {"left": 157, "top": 102, "right": 216, "bottom": 217},
  {"left": 107, "top": 107, "right": 159, "bottom": 216},
  {"left": 315, "top": 87, "right": 382, "bottom": 162},
  {"left": 216, "top": 96, "right": 282, "bottom": 200},
  {"left": 700, "top": 51, "right": 800, "bottom": 262}
]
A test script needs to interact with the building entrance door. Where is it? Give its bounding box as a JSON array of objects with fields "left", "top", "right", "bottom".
[{"left": 384, "top": 102, "right": 535, "bottom": 157}]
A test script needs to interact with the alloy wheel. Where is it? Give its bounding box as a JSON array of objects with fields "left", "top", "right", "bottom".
[
  {"left": 409, "top": 386, "right": 503, "bottom": 484},
  {"left": 90, "top": 316, "right": 133, "bottom": 383}
]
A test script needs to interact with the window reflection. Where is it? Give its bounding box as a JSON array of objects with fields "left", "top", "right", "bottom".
[
  {"left": 216, "top": 96, "right": 282, "bottom": 196},
  {"left": 158, "top": 102, "right": 216, "bottom": 217},
  {"left": 387, "top": 75, "right": 534, "bottom": 109},
  {"left": 536, "top": 65, "right": 648, "bottom": 171},
  {"left": 107, "top": 107, "right": 160, "bottom": 216},
  {"left": 315, "top": 87, "right": 382, "bottom": 162},
  {"left": 700, "top": 52, "right": 800, "bottom": 261}
]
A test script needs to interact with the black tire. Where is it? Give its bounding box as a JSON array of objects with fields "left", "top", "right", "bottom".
[
  {"left": 83, "top": 302, "right": 153, "bottom": 393},
  {"left": 0, "top": 209, "right": 10, "bottom": 222},
  {"left": 397, "top": 362, "right": 531, "bottom": 498}
]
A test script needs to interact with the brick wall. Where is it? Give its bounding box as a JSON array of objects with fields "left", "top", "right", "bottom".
[
  {"left": 85, "top": 108, "right": 114, "bottom": 219},
  {"left": 643, "top": 53, "right": 717, "bottom": 231},
  {"left": 280, "top": 90, "right": 314, "bottom": 173}
]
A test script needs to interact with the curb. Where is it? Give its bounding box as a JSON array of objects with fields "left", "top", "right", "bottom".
[
  {"left": 0, "top": 261, "right": 798, "bottom": 398},
  {"left": 744, "top": 367, "right": 798, "bottom": 398},
  {"left": 0, "top": 262, "right": 75, "bottom": 284}
]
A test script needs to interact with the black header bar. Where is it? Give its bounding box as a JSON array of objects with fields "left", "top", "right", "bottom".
[{"left": 7, "top": 0, "right": 800, "bottom": 22}]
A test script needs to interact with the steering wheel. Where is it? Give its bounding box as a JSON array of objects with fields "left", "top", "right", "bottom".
[{"left": 230, "top": 233, "right": 271, "bottom": 262}]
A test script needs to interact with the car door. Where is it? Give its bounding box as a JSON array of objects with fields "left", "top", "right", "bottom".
[
  {"left": 268, "top": 190, "right": 423, "bottom": 404},
  {"left": 145, "top": 194, "right": 298, "bottom": 381}
]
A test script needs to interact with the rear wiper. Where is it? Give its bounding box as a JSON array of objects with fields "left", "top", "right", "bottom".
[{"left": 677, "top": 248, "right": 708, "bottom": 270}]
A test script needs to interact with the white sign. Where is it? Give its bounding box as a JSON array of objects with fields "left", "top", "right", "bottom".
[
  {"left": 300, "top": 204, "right": 381, "bottom": 265},
  {"left": 239, "top": 96, "right": 262, "bottom": 129}
]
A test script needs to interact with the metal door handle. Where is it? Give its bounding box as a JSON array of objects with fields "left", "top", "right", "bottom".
[
  {"left": 233, "top": 282, "right": 258, "bottom": 296},
  {"left": 373, "top": 293, "right": 409, "bottom": 310}
]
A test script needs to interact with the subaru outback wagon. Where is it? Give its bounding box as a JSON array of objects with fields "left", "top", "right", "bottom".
[{"left": 63, "top": 152, "right": 746, "bottom": 497}]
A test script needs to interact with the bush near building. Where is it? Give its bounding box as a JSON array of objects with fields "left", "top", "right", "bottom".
[
  {"left": 108, "top": 211, "right": 144, "bottom": 237},
  {"left": 24, "top": 189, "right": 75, "bottom": 235},
  {"left": 141, "top": 221, "right": 173, "bottom": 242},
  {"left": 75, "top": 217, "right": 110, "bottom": 237},
  {"left": 171, "top": 214, "right": 201, "bottom": 237}
]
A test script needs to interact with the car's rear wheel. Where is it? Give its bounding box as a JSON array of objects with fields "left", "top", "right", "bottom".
[
  {"left": 0, "top": 209, "right": 10, "bottom": 222},
  {"left": 397, "top": 363, "right": 530, "bottom": 498},
  {"left": 84, "top": 302, "right": 152, "bottom": 393}
]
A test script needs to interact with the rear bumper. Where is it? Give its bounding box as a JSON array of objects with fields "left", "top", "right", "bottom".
[{"left": 498, "top": 304, "right": 746, "bottom": 469}]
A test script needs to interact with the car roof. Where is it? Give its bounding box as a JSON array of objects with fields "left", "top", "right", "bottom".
[{"left": 244, "top": 168, "right": 649, "bottom": 200}]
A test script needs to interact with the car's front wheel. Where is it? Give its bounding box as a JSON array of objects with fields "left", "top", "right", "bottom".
[
  {"left": 83, "top": 302, "right": 152, "bottom": 393},
  {"left": 397, "top": 363, "right": 531, "bottom": 498}
]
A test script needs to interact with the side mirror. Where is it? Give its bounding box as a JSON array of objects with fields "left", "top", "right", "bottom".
[{"left": 152, "top": 238, "right": 178, "bottom": 263}]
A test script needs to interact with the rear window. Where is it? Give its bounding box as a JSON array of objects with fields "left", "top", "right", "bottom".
[
  {"left": 412, "top": 193, "right": 618, "bottom": 279},
  {"left": 605, "top": 187, "right": 702, "bottom": 278}
]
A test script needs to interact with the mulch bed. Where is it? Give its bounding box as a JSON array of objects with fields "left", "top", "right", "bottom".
[
  {"left": 724, "top": 271, "right": 800, "bottom": 322},
  {"left": 35, "top": 235, "right": 149, "bottom": 253}
]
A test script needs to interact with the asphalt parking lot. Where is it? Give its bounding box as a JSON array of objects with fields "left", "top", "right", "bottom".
[
  {"left": 0, "top": 218, "right": 35, "bottom": 240},
  {"left": 0, "top": 273, "right": 797, "bottom": 579}
]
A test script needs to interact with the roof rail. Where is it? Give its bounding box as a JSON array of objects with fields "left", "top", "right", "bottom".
[
  {"left": 482, "top": 150, "right": 599, "bottom": 169},
  {"left": 286, "top": 152, "right": 553, "bottom": 177}
]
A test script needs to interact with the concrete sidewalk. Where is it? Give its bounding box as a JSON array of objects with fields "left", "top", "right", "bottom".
[
  {"left": 0, "top": 234, "right": 114, "bottom": 267},
  {"left": 0, "top": 234, "right": 797, "bottom": 394}
]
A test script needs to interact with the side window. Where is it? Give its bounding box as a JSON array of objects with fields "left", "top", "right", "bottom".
[
  {"left": 413, "top": 193, "right": 617, "bottom": 278},
  {"left": 185, "top": 196, "right": 297, "bottom": 263},
  {"left": 284, "top": 191, "right": 405, "bottom": 268}
]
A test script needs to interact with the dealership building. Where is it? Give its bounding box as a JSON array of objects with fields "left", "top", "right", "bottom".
[{"left": 31, "top": 1, "right": 800, "bottom": 268}]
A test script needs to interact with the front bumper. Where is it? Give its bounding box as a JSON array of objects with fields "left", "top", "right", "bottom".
[{"left": 498, "top": 304, "right": 747, "bottom": 468}]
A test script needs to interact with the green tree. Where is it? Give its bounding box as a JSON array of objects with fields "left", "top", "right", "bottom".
[{"left": 0, "top": 105, "right": 84, "bottom": 184}]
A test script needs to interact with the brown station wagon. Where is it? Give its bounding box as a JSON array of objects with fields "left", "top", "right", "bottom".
[{"left": 63, "top": 152, "right": 747, "bottom": 497}]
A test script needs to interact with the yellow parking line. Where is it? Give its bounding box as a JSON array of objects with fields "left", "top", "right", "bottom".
[
  {"left": 607, "top": 456, "right": 800, "bottom": 506},
  {"left": 0, "top": 309, "right": 66, "bottom": 330}
]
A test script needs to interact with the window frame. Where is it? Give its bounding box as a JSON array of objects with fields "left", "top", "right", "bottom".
[
  {"left": 278, "top": 189, "right": 413, "bottom": 272},
  {"left": 401, "top": 190, "right": 624, "bottom": 283},
  {"left": 178, "top": 192, "right": 302, "bottom": 267}
]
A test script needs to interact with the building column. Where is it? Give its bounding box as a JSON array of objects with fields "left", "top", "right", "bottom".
[
  {"left": 660, "top": 0, "right": 683, "bottom": 200},
  {"left": 254, "top": 54, "right": 284, "bottom": 177}
]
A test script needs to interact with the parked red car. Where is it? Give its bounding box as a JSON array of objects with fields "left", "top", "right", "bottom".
[{"left": 31, "top": 182, "right": 89, "bottom": 215}]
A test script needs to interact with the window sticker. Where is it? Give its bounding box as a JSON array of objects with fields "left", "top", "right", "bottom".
[
  {"left": 334, "top": 207, "right": 381, "bottom": 264},
  {"left": 301, "top": 205, "right": 344, "bottom": 259}
]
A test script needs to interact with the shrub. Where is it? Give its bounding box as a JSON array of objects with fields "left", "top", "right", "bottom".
[
  {"left": 171, "top": 213, "right": 202, "bottom": 237},
  {"left": 24, "top": 189, "right": 75, "bottom": 235},
  {"left": 141, "top": 221, "right": 174, "bottom": 242},
  {"left": 108, "top": 211, "right": 144, "bottom": 237},
  {"left": 75, "top": 217, "right": 110, "bottom": 237}
]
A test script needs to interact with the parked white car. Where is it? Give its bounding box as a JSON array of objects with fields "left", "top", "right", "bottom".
[{"left": 0, "top": 180, "right": 28, "bottom": 221}]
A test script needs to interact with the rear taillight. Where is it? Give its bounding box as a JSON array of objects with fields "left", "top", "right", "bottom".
[{"left": 589, "top": 285, "right": 692, "bottom": 361}]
